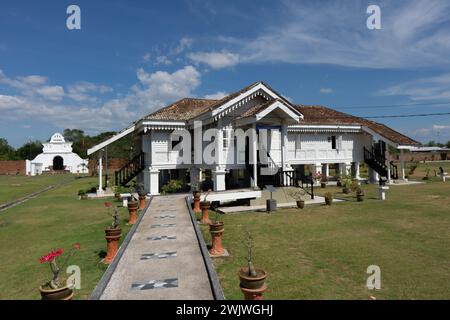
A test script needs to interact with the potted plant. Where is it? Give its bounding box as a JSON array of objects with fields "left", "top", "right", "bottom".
[
  {"left": 238, "top": 233, "right": 267, "bottom": 300},
  {"left": 286, "top": 188, "right": 307, "bottom": 209},
  {"left": 356, "top": 186, "right": 365, "bottom": 202},
  {"left": 77, "top": 189, "right": 87, "bottom": 200},
  {"left": 127, "top": 194, "right": 139, "bottom": 225},
  {"left": 336, "top": 174, "right": 342, "bottom": 187},
  {"left": 104, "top": 202, "right": 121, "bottom": 264},
  {"left": 39, "top": 244, "right": 80, "bottom": 300},
  {"left": 200, "top": 189, "right": 212, "bottom": 224},
  {"left": 324, "top": 192, "right": 333, "bottom": 206},
  {"left": 320, "top": 176, "right": 327, "bottom": 189},
  {"left": 341, "top": 174, "right": 353, "bottom": 194},
  {"left": 209, "top": 211, "right": 225, "bottom": 256},
  {"left": 136, "top": 183, "right": 147, "bottom": 209},
  {"left": 423, "top": 167, "right": 431, "bottom": 180}
]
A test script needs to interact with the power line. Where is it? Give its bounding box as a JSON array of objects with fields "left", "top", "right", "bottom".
[
  {"left": 363, "top": 112, "right": 450, "bottom": 119},
  {"left": 337, "top": 101, "right": 450, "bottom": 110}
]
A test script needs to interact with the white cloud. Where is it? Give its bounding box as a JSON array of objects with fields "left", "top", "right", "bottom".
[
  {"left": 68, "top": 82, "right": 113, "bottom": 102},
  {"left": 229, "top": 0, "right": 450, "bottom": 69},
  {"left": 188, "top": 51, "right": 239, "bottom": 69},
  {"left": 173, "top": 37, "right": 193, "bottom": 55},
  {"left": 378, "top": 73, "right": 450, "bottom": 101},
  {"left": 154, "top": 55, "right": 172, "bottom": 65},
  {"left": 0, "top": 65, "right": 202, "bottom": 134},
  {"left": 320, "top": 88, "right": 334, "bottom": 94},
  {"left": 35, "top": 85, "right": 65, "bottom": 101},
  {"left": 204, "top": 91, "right": 227, "bottom": 100},
  {"left": 142, "top": 52, "right": 151, "bottom": 63}
]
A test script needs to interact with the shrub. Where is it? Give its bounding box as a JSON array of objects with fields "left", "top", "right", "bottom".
[{"left": 162, "top": 179, "right": 183, "bottom": 194}]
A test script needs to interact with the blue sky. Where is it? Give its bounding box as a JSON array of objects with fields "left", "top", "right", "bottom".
[{"left": 1, "top": 0, "right": 450, "bottom": 147}]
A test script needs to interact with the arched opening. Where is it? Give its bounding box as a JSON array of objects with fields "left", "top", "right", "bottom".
[{"left": 53, "top": 156, "right": 64, "bottom": 170}]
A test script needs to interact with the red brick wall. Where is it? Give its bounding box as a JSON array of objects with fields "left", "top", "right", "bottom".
[
  {"left": 0, "top": 160, "right": 26, "bottom": 175},
  {"left": 88, "top": 158, "right": 129, "bottom": 175},
  {"left": 391, "top": 152, "right": 449, "bottom": 162}
]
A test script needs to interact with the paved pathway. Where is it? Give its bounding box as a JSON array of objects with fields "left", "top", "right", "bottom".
[{"left": 99, "top": 194, "right": 214, "bottom": 300}]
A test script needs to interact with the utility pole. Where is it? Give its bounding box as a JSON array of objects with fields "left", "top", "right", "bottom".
[{"left": 105, "top": 146, "right": 108, "bottom": 189}]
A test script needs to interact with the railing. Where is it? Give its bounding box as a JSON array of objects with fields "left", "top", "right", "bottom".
[
  {"left": 390, "top": 161, "right": 398, "bottom": 180},
  {"left": 115, "top": 152, "right": 145, "bottom": 186},
  {"left": 363, "top": 147, "right": 388, "bottom": 177}
]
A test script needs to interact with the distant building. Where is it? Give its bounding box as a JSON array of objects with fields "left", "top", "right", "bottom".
[{"left": 26, "top": 133, "right": 89, "bottom": 175}]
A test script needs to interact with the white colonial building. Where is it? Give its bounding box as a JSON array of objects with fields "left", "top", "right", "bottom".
[
  {"left": 26, "top": 133, "right": 89, "bottom": 175},
  {"left": 88, "top": 81, "right": 419, "bottom": 196}
]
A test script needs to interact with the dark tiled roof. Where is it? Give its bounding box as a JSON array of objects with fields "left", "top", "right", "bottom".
[
  {"left": 295, "top": 105, "right": 420, "bottom": 146},
  {"left": 143, "top": 98, "right": 218, "bottom": 121}
]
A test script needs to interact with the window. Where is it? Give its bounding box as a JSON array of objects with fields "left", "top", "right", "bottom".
[
  {"left": 331, "top": 136, "right": 337, "bottom": 149},
  {"left": 223, "top": 127, "right": 232, "bottom": 149},
  {"left": 171, "top": 136, "right": 181, "bottom": 150},
  {"left": 295, "top": 134, "right": 301, "bottom": 150}
]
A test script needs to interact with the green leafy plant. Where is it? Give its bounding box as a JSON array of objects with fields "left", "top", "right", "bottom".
[
  {"left": 246, "top": 232, "right": 257, "bottom": 277},
  {"left": 161, "top": 179, "right": 183, "bottom": 194},
  {"left": 324, "top": 192, "right": 333, "bottom": 206}
]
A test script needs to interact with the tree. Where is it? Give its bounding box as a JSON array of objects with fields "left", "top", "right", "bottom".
[
  {"left": 0, "top": 138, "right": 17, "bottom": 160},
  {"left": 15, "top": 140, "right": 43, "bottom": 160}
]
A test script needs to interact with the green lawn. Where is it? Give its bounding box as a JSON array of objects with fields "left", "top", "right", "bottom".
[
  {"left": 200, "top": 164, "right": 450, "bottom": 299},
  {"left": 0, "top": 176, "right": 132, "bottom": 300},
  {"left": 0, "top": 174, "right": 78, "bottom": 205}
]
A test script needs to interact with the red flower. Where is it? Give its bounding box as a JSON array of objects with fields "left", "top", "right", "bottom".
[
  {"left": 73, "top": 243, "right": 81, "bottom": 250},
  {"left": 39, "top": 249, "right": 63, "bottom": 264},
  {"left": 104, "top": 202, "right": 111, "bottom": 208}
]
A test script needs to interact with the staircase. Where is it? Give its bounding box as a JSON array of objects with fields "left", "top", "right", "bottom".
[
  {"left": 364, "top": 146, "right": 388, "bottom": 178},
  {"left": 115, "top": 152, "right": 145, "bottom": 186}
]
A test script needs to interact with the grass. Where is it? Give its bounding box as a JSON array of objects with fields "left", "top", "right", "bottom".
[
  {"left": 0, "top": 174, "right": 79, "bottom": 205},
  {"left": 0, "top": 175, "right": 133, "bottom": 300},
  {"left": 200, "top": 162, "right": 450, "bottom": 299}
]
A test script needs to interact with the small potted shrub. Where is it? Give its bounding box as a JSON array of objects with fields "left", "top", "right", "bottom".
[
  {"left": 192, "top": 182, "right": 201, "bottom": 213},
  {"left": 209, "top": 211, "right": 225, "bottom": 256},
  {"left": 287, "top": 188, "right": 307, "bottom": 209},
  {"left": 77, "top": 189, "right": 87, "bottom": 200},
  {"left": 320, "top": 177, "right": 327, "bottom": 189},
  {"left": 104, "top": 202, "right": 121, "bottom": 264},
  {"left": 39, "top": 244, "right": 80, "bottom": 300},
  {"left": 341, "top": 174, "right": 353, "bottom": 194},
  {"left": 336, "top": 174, "right": 342, "bottom": 187},
  {"left": 127, "top": 195, "right": 139, "bottom": 225},
  {"left": 356, "top": 186, "right": 365, "bottom": 202},
  {"left": 161, "top": 179, "right": 183, "bottom": 194},
  {"left": 238, "top": 233, "right": 267, "bottom": 300},
  {"left": 324, "top": 192, "right": 333, "bottom": 206},
  {"left": 136, "top": 183, "right": 147, "bottom": 209},
  {"left": 423, "top": 167, "right": 431, "bottom": 180},
  {"left": 200, "top": 189, "right": 212, "bottom": 224}
]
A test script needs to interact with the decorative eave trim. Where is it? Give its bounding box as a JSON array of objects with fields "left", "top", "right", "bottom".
[
  {"left": 288, "top": 124, "right": 362, "bottom": 133},
  {"left": 139, "top": 120, "right": 186, "bottom": 132}
]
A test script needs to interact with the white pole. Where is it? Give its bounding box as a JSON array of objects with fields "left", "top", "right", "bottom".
[
  {"left": 400, "top": 149, "right": 406, "bottom": 180},
  {"left": 98, "top": 156, "right": 103, "bottom": 193}
]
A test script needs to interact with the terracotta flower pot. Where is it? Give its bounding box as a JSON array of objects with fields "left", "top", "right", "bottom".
[
  {"left": 127, "top": 200, "right": 139, "bottom": 225},
  {"left": 321, "top": 182, "right": 327, "bottom": 189},
  {"left": 296, "top": 200, "right": 305, "bottom": 209},
  {"left": 239, "top": 267, "right": 267, "bottom": 292},
  {"left": 39, "top": 285, "right": 73, "bottom": 300},
  {"left": 104, "top": 227, "right": 122, "bottom": 264},
  {"left": 200, "top": 201, "right": 211, "bottom": 224},
  {"left": 138, "top": 195, "right": 146, "bottom": 210},
  {"left": 343, "top": 187, "right": 350, "bottom": 194},
  {"left": 357, "top": 193, "right": 364, "bottom": 202},
  {"left": 193, "top": 191, "right": 201, "bottom": 213},
  {"left": 325, "top": 198, "right": 333, "bottom": 206},
  {"left": 209, "top": 221, "right": 225, "bottom": 256}
]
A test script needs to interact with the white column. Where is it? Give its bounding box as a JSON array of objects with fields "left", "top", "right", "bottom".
[
  {"left": 212, "top": 169, "right": 226, "bottom": 191},
  {"left": 215, "top": 120, "right": 224, "bottom": 169},
  {"left": 369, "top": 167, "right": 379, "bottom": 184},
  {"left": 345, "top": 162, "right": 352, "bottom": 176},
  {"left": 312, "top": 163, "right": 322, "bottom": 185},
  {"left": 400, "top": 149, "right": 406, "bottom": 181},
  {"left": 281, "top": 123, "right": 288, "bottom": 170},
  {"left": 354, "top": 162, "right": 361, "bottom": 180},
  {"left": 97, "top": 156, "right": 103, "bottom": 194},
  {"left": 252, "top": 124, "right": 258, "bottom": 189},
  {"left": 149, "top": 168, "right": 160, "bottom": 195}
]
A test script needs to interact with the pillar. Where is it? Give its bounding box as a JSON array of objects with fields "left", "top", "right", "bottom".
[
  {"left": 149, "top": 168, "right": 160, "bottom": 195},
  {"left": 400, "top": 149, "right": 406, "bottom": 181},
  {"left": 311, "top": 163, "right": 322, "bottom": 185},
  {"left": 212, "top": 169, "right": 226, "bottom": 191},
  {"left": 281, "top": 123, "right": 288, "bottom": 170},
  {"left": 97, "top": 156, "right": 103, "bottom": 194},
  {"left": 369, "top": 167, "right": 379, "bottom": 184},
  {"left": 345, "top": 162, "right": 352, "bottom": 176},
  {"left": 251, "top": 124, "right": 258, "bottom": 189},
  {"left": 353, "top": 161, "right": 361, "bottom": 180}
]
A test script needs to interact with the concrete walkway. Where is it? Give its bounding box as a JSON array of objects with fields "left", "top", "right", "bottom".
[{"left": 98, "top": 194, "right": 214, "bottom": 300}]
